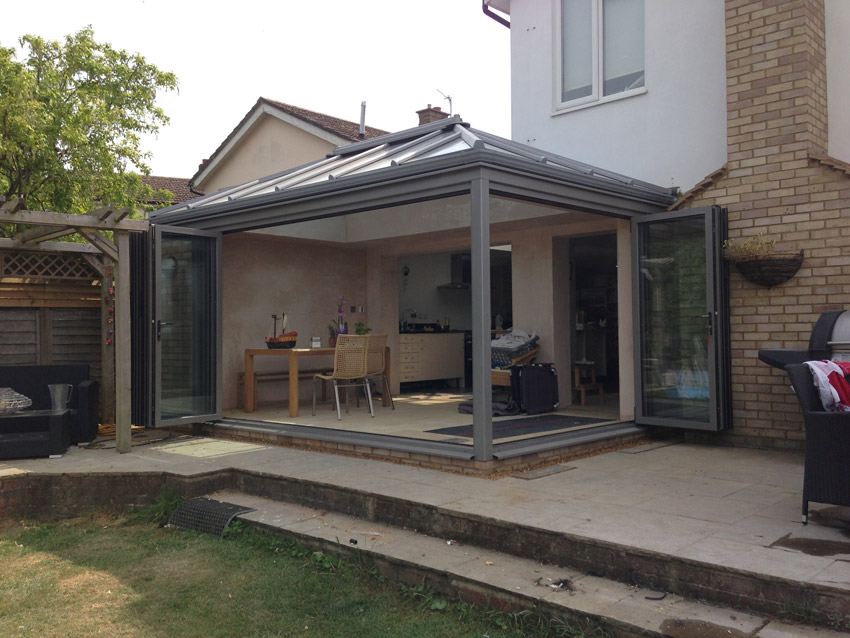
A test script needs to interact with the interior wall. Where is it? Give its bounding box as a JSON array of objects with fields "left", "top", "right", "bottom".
[
  {"left": 396, "top": 252, "right": 472, "bottom": 330},
  {"left": 221, "top": 233, "right": 368, "bottom": 409}
]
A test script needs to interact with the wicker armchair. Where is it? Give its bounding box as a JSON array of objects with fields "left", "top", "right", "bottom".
[
  {"left": 786, "top": 363, "right": 850, "bottom": 524},
  {"left": 312, "top": 334, "right": 374, "bottom": 421}
]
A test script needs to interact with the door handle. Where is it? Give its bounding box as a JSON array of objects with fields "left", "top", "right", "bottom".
[{"left": 156, "top": 320, "right": 173, "bottom": 341}]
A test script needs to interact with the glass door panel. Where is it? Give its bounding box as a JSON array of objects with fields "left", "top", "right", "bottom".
[
  {"left": 633, "top": 207, "right": 729, "bottom": 431},
  {"left": 153, "top": 226, "right": 221, "bottom": 426}
]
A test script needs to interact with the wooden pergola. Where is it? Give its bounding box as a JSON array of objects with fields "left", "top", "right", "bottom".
[{"left": 0, "top": 197, "right": 149, "bottom": 453}]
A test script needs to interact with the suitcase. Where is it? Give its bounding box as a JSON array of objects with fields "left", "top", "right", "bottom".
[{"left": 511, "top": 363, "right": 559, "bottom": 415}]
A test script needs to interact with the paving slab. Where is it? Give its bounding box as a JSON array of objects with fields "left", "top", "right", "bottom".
[{"left": 2, "top": 436, "right": 849, "bottom": 633}]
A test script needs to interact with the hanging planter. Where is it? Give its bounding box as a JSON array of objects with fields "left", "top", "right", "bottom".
[
  {"left": 723, "top": 234, "right": 803, "bottom": 287},
  {"left": 732, "top": 250, "right": 804, "bottom": 287}
]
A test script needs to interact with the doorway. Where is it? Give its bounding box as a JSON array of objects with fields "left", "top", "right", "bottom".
[{"left": 570, "top": 234, "right": 619, "bottom": 408}]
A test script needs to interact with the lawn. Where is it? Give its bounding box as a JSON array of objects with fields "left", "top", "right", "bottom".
[{"left": 0, "top": 504, "right": 606, "bottom": 638}]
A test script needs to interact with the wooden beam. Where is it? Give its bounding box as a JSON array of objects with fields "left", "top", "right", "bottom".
[
  {"left": 81, "top": 253, "right": 105, "bottom": 277},
  {"left": 13, "top": 225, "right": 78, "bottom": 244},
  {"left": 93, "top": 205, "right": 115, "bottom": 221},
  {"left": 112, "top": 208, "right": 132, "bottom": 222},
  {"left": 114, "top": 232, "right": 132, "bottom": 454},
  {"left": 0, "top": 238, "right": 100, "bottom": 254},
  {"left": 0, "top": 208, "right": 148, "bottom": 232},
  {"left": 0, "top": 198, "right": 23, "bottom": 214},
  {"left": 79, "top": 229, "right": 119, "bottom": 261}
]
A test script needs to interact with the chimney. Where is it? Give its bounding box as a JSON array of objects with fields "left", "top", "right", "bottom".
[
  {"left": 417, "top": 104, "right": 450, "bottom": 126},
  {"left": 725, "top": 0, "right": 829, "bottom": 164},
  {"left": 198, "top": 159, "right": 209, "bottom": 172}
]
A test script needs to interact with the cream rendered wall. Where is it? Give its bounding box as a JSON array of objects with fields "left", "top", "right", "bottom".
[
  {"left": 221, "top": 233, "right": 368, "bottom": 409},
  {"left": 509, "top": 0, "right": 727, "bottom": 193},
  {"left": 826, "top": 0, "right": 850, "bottom": 164},
  {"left": 200, "top": 115, "right": 337, "bottom": 193}
]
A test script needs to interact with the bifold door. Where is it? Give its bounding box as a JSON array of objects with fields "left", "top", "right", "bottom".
[
  {"left": 135, "top": 225, "right": 221, "bottom": 427},
  {"left": 632, "top": 206, "right": 730, "bottom": 431}
]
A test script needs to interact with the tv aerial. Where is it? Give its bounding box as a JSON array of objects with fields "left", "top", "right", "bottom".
[{"left": 437, "top": 89, "right": 453, "bottom": 115}]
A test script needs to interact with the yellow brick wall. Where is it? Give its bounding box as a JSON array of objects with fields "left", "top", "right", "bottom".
[{"left": 681, "top": 0, "right": 850, "bottom": 449}]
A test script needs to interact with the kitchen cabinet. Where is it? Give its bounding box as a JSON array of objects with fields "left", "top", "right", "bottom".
[{"left": 399, "top": 333, "right": 465, "bottom": 383}]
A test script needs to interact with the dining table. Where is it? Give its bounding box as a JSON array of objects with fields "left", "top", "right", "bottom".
[{"left": 243, "top": 346, "right": 391, "bottom": 417}]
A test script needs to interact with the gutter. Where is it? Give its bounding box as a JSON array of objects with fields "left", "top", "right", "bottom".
[{"left": 482, "top": 1, "right": 510, "bottom": 28}]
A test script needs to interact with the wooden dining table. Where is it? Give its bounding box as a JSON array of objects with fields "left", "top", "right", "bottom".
[{"left": 243, "top": 346, "right": 391, "bottom": 417}]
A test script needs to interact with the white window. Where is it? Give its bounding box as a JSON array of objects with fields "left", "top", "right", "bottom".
[{"left": 557, "top": 0, "right": 645, "bottom": 110}]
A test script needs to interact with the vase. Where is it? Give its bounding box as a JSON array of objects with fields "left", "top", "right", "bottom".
[{"left": 328, "top": 336, "right": 337, "bottom": 347}]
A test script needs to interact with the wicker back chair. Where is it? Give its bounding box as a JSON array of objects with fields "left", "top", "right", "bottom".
[
  {"left": 786, "top": 363, "right": 850, "bottom": 524},
  {"left": 312, "top": 334, "right": 374, "bottom": 421},
  {"left": 365, "top": 334, "right": 394, "bottom": 410}
]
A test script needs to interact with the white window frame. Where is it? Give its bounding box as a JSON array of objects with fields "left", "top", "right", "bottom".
[{"left": 553, "top": 0, "right": 647, "bottom": 114}]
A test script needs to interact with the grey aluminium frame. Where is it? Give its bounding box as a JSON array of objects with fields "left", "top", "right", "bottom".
[
  {"left": 631, "top": 205, "right": 730, "bottom": 431},
  {"left": 150, "top": 146, "right": 677, "bottom": 459},
  {"left": 152, "top": 224, "right": 223, "bottom": 428}
]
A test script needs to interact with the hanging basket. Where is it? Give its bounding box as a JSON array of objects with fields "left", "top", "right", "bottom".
[{"left": 732, "top": 250, "right": 803, "bottom": 287}]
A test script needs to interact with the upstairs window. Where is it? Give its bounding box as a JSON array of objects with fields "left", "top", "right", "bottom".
[{"left": 558, "top": 0, "right": 645, "bottom": 110}]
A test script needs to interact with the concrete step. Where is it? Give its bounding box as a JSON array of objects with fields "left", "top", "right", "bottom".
[{"left": 207, "top": 490, "right": 845, "bottom": 638}]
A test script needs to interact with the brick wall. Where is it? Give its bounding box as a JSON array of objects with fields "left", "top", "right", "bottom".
[{"left": 677, "top": 0, "right": 850, "bottom": 449}]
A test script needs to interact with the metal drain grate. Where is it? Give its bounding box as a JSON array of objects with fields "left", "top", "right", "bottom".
[{"left": 167, "top": 497, "right": 256, "bottom": 538}]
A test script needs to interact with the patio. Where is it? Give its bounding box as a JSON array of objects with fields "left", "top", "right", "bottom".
[{"left": 1, "top": 435, "right": 848, "bottom": 633}]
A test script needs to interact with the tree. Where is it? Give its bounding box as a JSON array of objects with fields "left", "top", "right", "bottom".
[{"left": 0, "top": 27, "right": 178, "bottom": 236}]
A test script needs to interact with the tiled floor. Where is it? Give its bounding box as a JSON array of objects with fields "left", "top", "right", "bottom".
[{"left": 225, "top": 387, "right": 622, "bottom": 443}]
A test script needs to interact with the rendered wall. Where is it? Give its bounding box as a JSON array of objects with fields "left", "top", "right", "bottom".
[
  {"left": 199, "top": 115, "right": 337, "bottom": 193},
  {"left": 826, "top": 0, "right": 850, "bottom": 164},
  {"left": 509, "top": 0, "right": 727, "bottom": 193}
]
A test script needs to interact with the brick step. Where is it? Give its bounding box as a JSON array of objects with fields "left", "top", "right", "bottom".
[{"left": 207, "top": 489, "right": 844, "bottom": 638}]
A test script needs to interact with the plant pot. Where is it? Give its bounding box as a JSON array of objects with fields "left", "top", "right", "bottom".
[{"left": 732, "top": 250, "right": 803, "bottom": 287}]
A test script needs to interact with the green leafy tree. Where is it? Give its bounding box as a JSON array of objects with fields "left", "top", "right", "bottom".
[{"left": 0, "top": 27, "right": 178, "bottom": 237}]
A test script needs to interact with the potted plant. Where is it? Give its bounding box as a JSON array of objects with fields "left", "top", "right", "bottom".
[
  {"left": 723, "top": 234, "right": 803, "bottom": 287},
  {"left": 327, "top": 296, "right": 348, "bottom": 346}
]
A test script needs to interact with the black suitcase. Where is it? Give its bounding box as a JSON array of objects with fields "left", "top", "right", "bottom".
[{"left": 511, "top": 363, "right": 559, "bottom": 415}]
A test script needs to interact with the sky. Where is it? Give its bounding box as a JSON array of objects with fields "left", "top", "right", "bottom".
[{"left": 3, "top": 0, "right": 512, "bottom": 179}]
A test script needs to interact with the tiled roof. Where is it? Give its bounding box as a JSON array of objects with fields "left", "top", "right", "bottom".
[
  {"left": 190, "top": 98, "right": 390, "bottom": 187},
  {"left": 668, "top": 165, "right": 728, "bottom": 211},
  {"left": 262, "top": 98, "right": 389, "bottom": 143},
  {"left": 142, "top": 176, "right": 199, "bottom": 204}
]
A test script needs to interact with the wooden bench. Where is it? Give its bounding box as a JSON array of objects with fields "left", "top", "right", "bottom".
[{"left": 237, "top": 369, "right": 332, "bottom": 409}]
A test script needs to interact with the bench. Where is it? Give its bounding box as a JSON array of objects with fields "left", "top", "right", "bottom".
[{"left": 237, "top": 369, "right": 333, "bottom": 409}]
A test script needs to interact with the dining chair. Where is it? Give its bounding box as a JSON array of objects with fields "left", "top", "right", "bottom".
[
  {"left": 312, "top": 334, "right": 374, "bottom": 421},
  {"left": 365, "top": 333, "right": 394, "bottom": 410}
]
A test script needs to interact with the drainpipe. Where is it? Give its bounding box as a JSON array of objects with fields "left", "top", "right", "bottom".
[{"left": 482, "top": 2, "right": 509, "bottom": 29}]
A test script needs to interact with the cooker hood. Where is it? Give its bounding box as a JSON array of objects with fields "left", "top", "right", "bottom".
[{"left": 437, "top": 253, "right": 471, "bottom": 289}]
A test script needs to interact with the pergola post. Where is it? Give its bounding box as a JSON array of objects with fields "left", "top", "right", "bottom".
[
  {"left": 470, "top": 172, "right": 493, "bottom": 461},
  {"left": 114, "top": 231, "right": 132, "bottom": 453}
]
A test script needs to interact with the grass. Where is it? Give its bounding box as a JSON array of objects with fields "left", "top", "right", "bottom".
[{"left": 0, "top": 501, "right": 609, "bottom": 638}]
